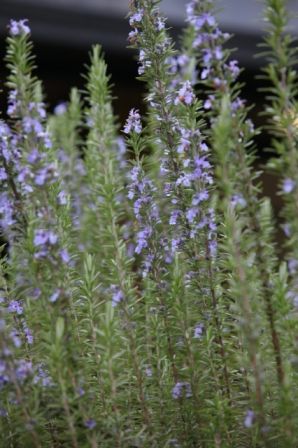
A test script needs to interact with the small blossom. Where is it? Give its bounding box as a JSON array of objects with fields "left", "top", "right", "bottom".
[
  {"left": 288, "top": 259, "right": 298, "bottom": 275},
  {"left": 282, "top": 178, "right": 295, "bottom": 194},
  {"left": 33, "top": 364, "right": 53, "bottom": 387},
  {"left": 15, "top": 359, "right": 32, "bottom": 381},
  {"left": 33, "top": 229, "right": 58, "bottom": 247},
  {"left": 111, "top": 286, "right": 124, "bottom": 307},
  {"left": 203, "top": 96, "right": 214, "bottom": 110},
  {"left": 9, "top": 19, "right": 30, "bottom": 36},
  {"left": 227, "top": 60, "right": 240, "bottom": 79},
  {"left": 145, "top": 366, "right": 153, "bottom": 377},
  {"left": 84, "top": 419, "right": 96, "bottom": 430},
  {"left": 244, "top": 409, "right": 255, "bottom": 428},
  {"left": 192, "top": 190, "right": 209, "bottom": 205},
  {"left": 49, "top": 289, "right": 60, "bottom": 303},
  {"left": 193, "top": 323, "right": 204, "bottom": 339},
  {"left": 31, "top": 288, "right": 42, "bottom": 300},
  {"left": 8, "top": 300, "right": 23, "bottom": 315},
  {"left": 231, "top": 194, "right": 247, "bottom": 208},
  {"left": 172, "top": 381, "right": 192, "bottom": 399},
  {"left": 60, "top": 249, "right": 70, "bottom": 264},
  {"left": 193, "top": 13, "right": 216, "bottom": 30},
  {"left": 155, "top": 17, "right": 165, "bottom": 31},
  {"left": 128, "top": 29, "right": 138, "bottom": 44},
  {"left": 0, "top": 408, "right": 8, "bottom": 417},
  {"left": 54, "top": 103, "right": 67, "bottom": 115},
  {"left": 175, "top": 81, "right": 195, "bottom": 105},
  {"left": 10, "top": 330, "right": 22, "bottom": 348},
  {"left": 169, "top": 210, "right": 181, "bottom": 225},
  {"left": 129, "top": 9, "right": 144, "bottom": 27},
  {"left": 27, "top": 148, "right": 41, "bottom": 164},
  {"left": 23, "top": 325, "right": 33, "bottom": 344},
  {"left": 186, "top": 207, "right": 198, "bottom": 223},
  {"left": 123, "top": 109, "right": 142, "bottom": 134},
  {"left": 57, "top": 190, "right": 68, "bottom": 205},
  {"left": 0, "top": 168, "right": 7, "bottom": 181}
]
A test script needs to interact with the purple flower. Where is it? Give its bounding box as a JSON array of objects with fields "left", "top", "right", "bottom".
[
  {"left": 186, "top": 207, "right": 198, "bottom": 223},
  {"left": 59, "top": 249, "right": 70, "bottom": 264},
  {"left": 192, "top": 190, "right": 209, "bottom": 205},
  {"left": 54, "top": 103, "right": 67, "bottom": 115},
  {"left": 16, "top": 359, "right": 32, "bottom": 381},
  {"left": 203, "top": 96, "right": 214, "bottom": 110},
  {"left": 7, "top": 90, "right": 19, "bottom": 116},
  {"left": 244, "top": 409, "right": 255, "bottom": 428},
  {"left": 177, "top": 136, "right": 191, "bottom": 153},
  {"left": 23, "top": 325, "right": 33, "bottom": 344},
  {"left": 155, "top": 17, "right": 165, "bottom": 31},
  {"left": 193, "top": 323, "right": 204, "bottom": 339},
  {"left": 128, "top": 29, "right": 138, "bottom": 43},
  {"left": 214, "top": 46, "right": 223, "bottom": 60},
  {"left": 9, "top": 19, "right": 30, "bottom": 36},
  {"left": 8, "top": 300, "right": 23, "bottom": 315},
  {"left": 208, "top": 239, "right": 217, "bottom": 257},
  {"left": 33, "top": 364, "right": 53, "bottom": 387},
  {"left": 84, "top": 419, "right": 96, "bottom": 430},
  {"left": 27, "top": 148, "right": 41, "bottom": 164},
  {"left": 0, "top": 408, "right": 8, "bottom": 417},
  {"left": 174, "top": 81, "right": 195, "bottom": 106},
  {"left": 288, "top": 259, "right": 298, "bottom": 275},
  {"left": 76, "top": 386, "right": 85, "bottom": 397},
  {"left": 33, "top": 229, "right": 58, "bottom": 247},
  {"left": 23, "top": 117, "right": 43, "bottom": 135},
  {"left": 231, "top": 98, "right": 245, "bottom": 112},
  {"left": 193, "top": 13, "right": 216, "bottom": 30},
  {"left": 57, "top": 190, "right": 68, "bottom": 205},
  {"left": 10, "top": 330, "right": 21, "bottom": 348},
  {"left": 123, "top": 109, "right": 142, "bottom": 134},
  {"left": 227, "top": 60, "right": 240, "bottom": 79},
  {"left": 171, "top": 238, "right": 182, "bottom": 253},
  {"left": 282, "top": 223, "right": 291, "bottom": 237},
  {"left": 202, "top": 49, "right": 213, "bottom": 66},
  {"left": 135, "top": 227, "right": 152, "bottom": 254},
  {"left": 231, "top": 194, "right": 247, "bottom": 208},
  {"left": 34, "top": 163, "right": 57, "bottom": 186},
  {"left": 0, "top": 168, "right": 7, "bottom": 181},
  {"left": 201, "top": 67, "right": 210, "bottom": 80},
  {"left": 29, "top": 102, "right": 46, "bottom": 119},
  {"left": 111, "top": 286, "right": 124, "bottom": 307},
  {"left": 176, "top": 173, "right": 192, "bottom": 187},
  {"left": 129, "top": 9, "right": 144, "bottom": 27},
  {"left": 282, "top": 178, "right": 295, "bottom": 194},
  {"left": 172, "top": 381, "right": 192, "bottom": 399},
  {"left": 49, "top": 289, "right": 60, "bottom": 303},
  {"left": 145, "top": 366, "right": 153, "bottom": 377},
  {"left": 31, "top": 288, "right": 41, "bottom": 300},
  {"left": 169, "top": 209, "right": 181, "bottom": 225}
]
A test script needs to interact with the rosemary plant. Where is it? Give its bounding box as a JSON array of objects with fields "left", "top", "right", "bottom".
[{"left": 1, "top": 2, "right": 298, "bottom": 446}]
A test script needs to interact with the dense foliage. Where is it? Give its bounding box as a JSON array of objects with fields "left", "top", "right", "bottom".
[{"left": 1, "top": 1, "right": 298, "bottom": 446}]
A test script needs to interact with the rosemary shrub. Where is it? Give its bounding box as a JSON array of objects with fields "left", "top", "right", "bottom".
[{"left": 1, "top": 1, "right": 298, "bottom": 446}]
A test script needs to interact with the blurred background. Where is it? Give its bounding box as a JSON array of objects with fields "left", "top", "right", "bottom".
[
  {"left": 2, "top": 0, "right": 298, "bottom": 118},
  {"left": 0, "top": 0, "right": 298, "bottom": 207}
]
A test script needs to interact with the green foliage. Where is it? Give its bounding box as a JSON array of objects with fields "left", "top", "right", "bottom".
[{"left": 1, "top": 1, "right": 298, "bottom": 446}]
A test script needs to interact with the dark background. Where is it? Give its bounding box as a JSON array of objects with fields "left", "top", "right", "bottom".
[
  {"left": 1, "top": 0, "right": 289, "bottom": 121},
  {"left": 0, "top": 0, "right": 298, "bottom": 209}
]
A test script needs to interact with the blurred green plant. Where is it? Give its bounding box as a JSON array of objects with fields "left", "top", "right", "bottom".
[{"left": 1, "top": 2, "right": 298, "bottom": 446}]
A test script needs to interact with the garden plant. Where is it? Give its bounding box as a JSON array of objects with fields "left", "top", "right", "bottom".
[{"left": 1, "top": 0, "right": 298, "bottom": 446}]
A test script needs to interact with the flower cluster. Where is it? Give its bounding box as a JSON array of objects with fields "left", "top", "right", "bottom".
[
  {"left": 127, "top": 164, "right": 160, "bottom": 275},
  {"left": 123, "top": 108, "right": 142, "bottom": 134},
  {"left": 9, "top": 19, "right": 30, "bottom": 36}
]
